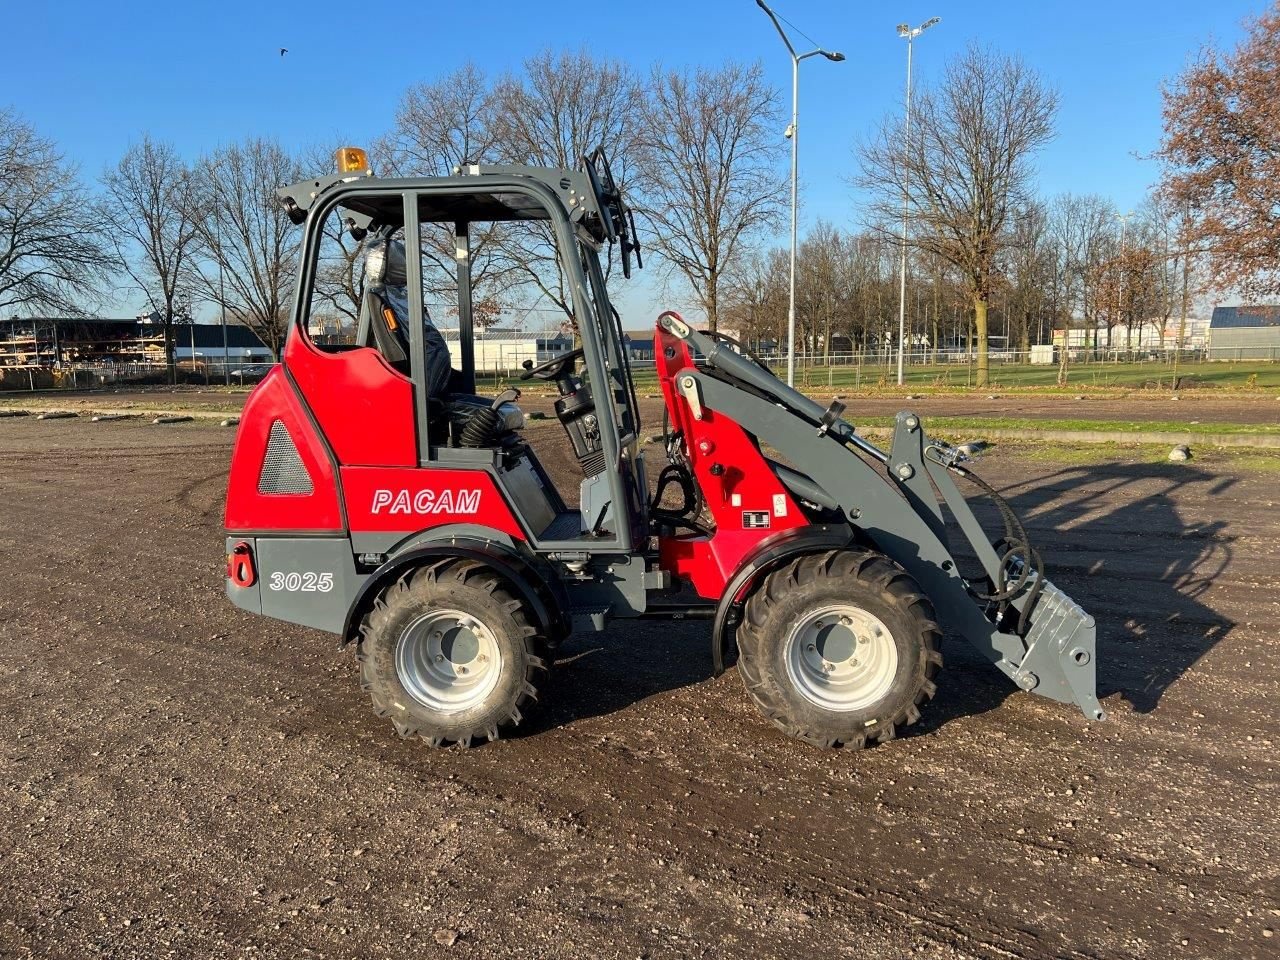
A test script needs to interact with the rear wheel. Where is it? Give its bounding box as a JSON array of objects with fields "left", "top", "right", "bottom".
[
  {"left": 356, "top": 559, "right": 550, "bottom": 747},
  {"left": 736, "top": 548, "right": 942, "bottom": 748}
]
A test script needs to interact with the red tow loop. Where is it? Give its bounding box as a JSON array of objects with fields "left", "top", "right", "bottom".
[{"left": 228, "top": 541, "right": 257, "bottom": 588}]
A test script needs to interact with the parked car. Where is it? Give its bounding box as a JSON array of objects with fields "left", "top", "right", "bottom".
[{"left": 228, "top": 363, "right": 276, "bottom": 383}]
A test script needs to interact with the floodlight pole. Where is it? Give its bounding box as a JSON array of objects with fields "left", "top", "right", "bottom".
[
  {"left": 896, "top": 17, "right": 940, "bottom": 386},
  {"left": 217, "top": 219, "right": 230, "bottom": 386},
  {"left": 1115, "top": 211, "right": 1132, "bottom": 353},
  {"left": 756, "top": 0, "right": 844, "bottom": 387}
]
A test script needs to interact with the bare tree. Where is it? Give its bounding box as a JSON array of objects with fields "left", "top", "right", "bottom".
[
  {"left": 189, "top": 139, "right": 303, "bottom": 360},
  {"left": 379, "top": 62, "right": 500, "bottom": 176},
  {"left": 632, "top": 61, "right": 785, "bottom": 332},
  {"left": 1001, "top": 200, "right": 1056, "bottom": 352},
  {"left": 99, "top": 136, "right": 199, "bottom": 381},
  {"left": 1159, "top": 6, "right": 1280, "bottom": 299},
  {"left": 490, "top": 50, "right": 643, "bottom": 321},
  {"left": 1048, "top": 192, "right": 1116, "bottom": 380},
  {"left": 377, "top": 66, "right": 519, "bottom": 322},
  {"left": 0, "top": 109, "right": 114, "bottom": 316},
  {"left": 858, "top": 45, "right": 1058, "bottom": 386}
]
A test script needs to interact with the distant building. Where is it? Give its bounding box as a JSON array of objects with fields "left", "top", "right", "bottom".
[
  {"left": 621, "top": 330, "right": 655, "bottom": 361},
  {"left": 1208, "top": 306, "right": 1280, "bottom": 360},
  {"left": 172, "top": 324, "right": 273, "bottom": 363},
  {"left": 1056, "top": 316, "right": 1209, "bottom": 351},
  {"left": 0, "top": 317, "right": 271, "bottom": 367}
]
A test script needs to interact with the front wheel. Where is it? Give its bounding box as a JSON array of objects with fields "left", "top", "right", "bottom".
[
  {"left": 356, "top": 559, "right": 550, "bottom": 747},
  {"left": 736, "top": 549, "right": 942, "bottom": 749}
]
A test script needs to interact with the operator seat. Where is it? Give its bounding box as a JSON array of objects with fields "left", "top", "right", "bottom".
[{"left": 361, "top": 240, "right": 523, "bottom": 445}]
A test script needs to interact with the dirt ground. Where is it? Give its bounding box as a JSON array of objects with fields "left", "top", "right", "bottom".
[
  {"left": 1, "top": 408, "right": 1277, "bottom": 960},
  {"left": 5, "top": 384, "right": 1280, "bottom": 427}
]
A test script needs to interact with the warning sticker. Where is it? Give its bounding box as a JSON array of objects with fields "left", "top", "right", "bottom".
[
  {"left": 742, "top": 511, "right": 771, "bottom": 529},
  {"left": 772, "top": 493, "right": 788, "bottom": 517}
]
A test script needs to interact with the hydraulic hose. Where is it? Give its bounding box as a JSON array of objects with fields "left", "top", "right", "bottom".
[{"left": 948, "top": 463, "right": 1046, "bottom": 636}]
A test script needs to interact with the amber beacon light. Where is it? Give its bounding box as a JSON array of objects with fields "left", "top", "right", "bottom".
[{"left": 335, "top": 146, "right": 369, "bottom": 174}]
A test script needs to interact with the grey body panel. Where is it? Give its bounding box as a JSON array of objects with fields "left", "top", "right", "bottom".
[
  {"left": 500, "top": 454, "right": 557, "bottom": 537},
  {"left": 228, "top": 536, "right": 363, "bottom": 635},
  {"left": 578, "top": 472, "right": 614, "bottom": 535},
  {"left": 559, "top": 554, "right": 648, "bottom": 621}
]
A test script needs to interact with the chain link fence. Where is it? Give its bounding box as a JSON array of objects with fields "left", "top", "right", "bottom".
[{"left": 5, "top": 337, "right": 1278, "bottom": 393}]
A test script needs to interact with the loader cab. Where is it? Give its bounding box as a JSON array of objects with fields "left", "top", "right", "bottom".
[{"left": 273, "top": 148, "right": 647, "bottom": 554}]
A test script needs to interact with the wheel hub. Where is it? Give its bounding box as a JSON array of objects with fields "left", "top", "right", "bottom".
[
  {"left": 395, "top": 609, "right": 501, "bottom": 714},
  {"left": 784, "top": 603, "right": 898, "bottom": 712}
]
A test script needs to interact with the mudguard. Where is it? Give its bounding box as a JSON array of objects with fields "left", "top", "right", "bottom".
[
  {"left": 709, "top": 525, "right": 855, "bottom": 675},
  {"left": 340, "top": 539, "right": 570, "bottom": 648}
]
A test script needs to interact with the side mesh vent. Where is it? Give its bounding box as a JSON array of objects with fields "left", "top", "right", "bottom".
[{"left": 259, "top": 419, "right": 313, "bottom": 495}]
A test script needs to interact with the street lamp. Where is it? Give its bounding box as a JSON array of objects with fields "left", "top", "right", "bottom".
[
  {"left": 756, "top": 0, "right": 844, "bottom": 387},
  {"left": 1114, "top": 211, "right": 1133, "bottom": 353},
  {"left": 895, "top": 16, "right": 941, "bottom": 386}
]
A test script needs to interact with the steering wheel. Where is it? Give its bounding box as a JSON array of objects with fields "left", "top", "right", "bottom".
[{"left": 520, "top": 347, "right": 585, "bottom": 382}]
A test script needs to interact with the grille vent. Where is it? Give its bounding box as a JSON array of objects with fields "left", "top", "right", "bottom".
[{"left": 258, "top": 419, "right": 313, "bottom": 495}]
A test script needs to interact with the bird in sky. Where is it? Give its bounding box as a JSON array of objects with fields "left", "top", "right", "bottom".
[{"left": 279, "top": 47, "right": 288, "bottom": 57}]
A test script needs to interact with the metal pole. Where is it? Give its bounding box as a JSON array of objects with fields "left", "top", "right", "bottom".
[
  {"left": 755, "top": 3, "right": 843, "bottom": 386},
  {"left": 217, "top": 221, "right": 230, "bottom": 386},
  {"left": 897, "top": 33, "right": 913, "bottom": 386},
  {"left": 787, "top": 54, "right": 799, "bottom": 387},
  {"left": 1173, "top": 209, "right": 1191, "bottom": 391},
  {"left": 1114, "top": 211, "right": 1131, "bottom": 353}
]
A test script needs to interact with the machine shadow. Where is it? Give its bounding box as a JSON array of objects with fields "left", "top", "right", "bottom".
[
  {"left": 535, "top": 618, "right": 716, "bottom": 734},
  {"left": 533, "top": 456, "right": 1239, "bottom": 739},
  {"left": 983, "top": 459, "right": 1234, "bottom": 717},
  {"left": 898, "top": 458, "right": 1238, "bottom": 739}
]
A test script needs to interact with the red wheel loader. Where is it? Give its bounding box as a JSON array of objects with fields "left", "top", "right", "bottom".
[{"left": 224, "top": 147, "right": 1103, "bottom": 749}]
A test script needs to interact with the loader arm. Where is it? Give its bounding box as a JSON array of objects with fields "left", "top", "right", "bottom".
[{"left": 657, "top": 313, "right": 1103, "bottom": 722}]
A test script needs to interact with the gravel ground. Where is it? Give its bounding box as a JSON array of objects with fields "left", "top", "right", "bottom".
[
  {"left": 4, "top": 385, "right": 1280, "bottom": 427},
  {"left": 0, "top": 412, "right": 1276, "bottom": 960}
]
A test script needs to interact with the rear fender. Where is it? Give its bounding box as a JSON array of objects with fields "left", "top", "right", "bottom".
[{"left": 340, "top": 540, "right": 569, "bottom": 648}]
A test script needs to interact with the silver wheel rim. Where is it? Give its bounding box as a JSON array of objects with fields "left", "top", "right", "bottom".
[
  {"left": 784, "top": 603, "right": 898, "bottom": 712},
  {"left": 395, "top": 609, "right": 502, "bottom": 714}
]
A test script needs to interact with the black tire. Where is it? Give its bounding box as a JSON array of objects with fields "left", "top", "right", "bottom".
[
  {"left": 355, "top": 558, "right": 550, "bottom": 747},
  {"left": 736, "top": 548, "right": 942, "bottom": 749}
]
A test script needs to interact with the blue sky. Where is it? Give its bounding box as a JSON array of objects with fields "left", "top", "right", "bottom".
[{"left": 3, "top": 0, "right": 1261, "bottom": 319}]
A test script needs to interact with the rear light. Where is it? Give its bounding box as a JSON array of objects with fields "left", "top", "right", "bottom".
[{"left": 228, "top": 541, "right": 257, "bottom": 588}]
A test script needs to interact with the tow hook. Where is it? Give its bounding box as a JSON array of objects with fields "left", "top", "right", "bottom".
[{"left": 228, "top": 541, "right": 257, "bottom": 588}]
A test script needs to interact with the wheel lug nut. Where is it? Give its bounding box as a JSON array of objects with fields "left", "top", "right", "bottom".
[
  {"left": 840, "top": 616, "right": 852, "bottom": 626},
  {"left": 807, "top": 643, "right": 817, "bottom": 653},
  {"left": 435, "top": 654, "right": 444, "bottom": 662},
  {"left": 458, "top": 666, "right": 468, "bottom": 675}
]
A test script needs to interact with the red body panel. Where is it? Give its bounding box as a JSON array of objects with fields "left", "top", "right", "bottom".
[
  {"left": 224, "top": 368, "right": 344, "bottom": 532},
  {"left": 341, "top": 466, "right": 527, "bottom": 540},
  {"left": 285, "top": 331, "right": 417, "bottom": 467},
  {"left": 654, "top": 313, "right": 808, "bottom": 598}
]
